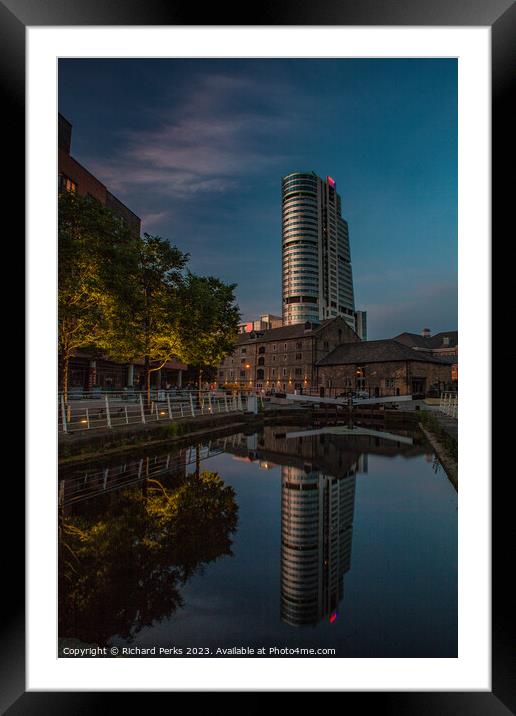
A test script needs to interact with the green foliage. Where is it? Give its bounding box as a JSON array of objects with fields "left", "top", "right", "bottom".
[
  {"left": 99, "top": 233, "right": 189, "bottom": 394},
  {"left": 59, "top": 470, "right": 238, "bottom": 644},
  {"left": 178, "top": 273, "right": 240, "bottom": 384},
  {"left": 165, "top": 422, "right": 185, "bottom": 438},
  {"left": 58, "top": 191, "right": 139, "bottom": 396},
  {"left": 58, "top": 194, "right": 241, "bottom": 399},
  {"left": 419, "top": 411, "right": 458, "bottom": 461}
]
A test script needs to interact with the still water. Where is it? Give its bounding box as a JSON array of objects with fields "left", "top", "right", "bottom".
[{"left": 59, "top": 424, "right": 457, "bottom": 657}]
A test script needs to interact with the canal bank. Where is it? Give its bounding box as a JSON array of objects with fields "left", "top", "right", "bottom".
[
  {"left": 58, "top": 404, "right": 441, "bottom": 470},
  {"left": 58, "top": 408, "right": 314, "bottom": 467},
  {"left": 418, "top": 411, "right": 458, "bottom": 490}
]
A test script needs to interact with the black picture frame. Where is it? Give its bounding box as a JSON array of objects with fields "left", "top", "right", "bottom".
[{"left": 4, "top": 0, "right": 511, "bottom": 709}]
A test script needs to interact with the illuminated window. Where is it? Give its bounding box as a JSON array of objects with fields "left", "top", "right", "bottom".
[{"left": 58, "top": 174, "right": 77, "bottom": 193}]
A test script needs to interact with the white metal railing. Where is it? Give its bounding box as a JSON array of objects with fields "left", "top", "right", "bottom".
[
  {"left": 439, "top": 392, "right": 458, "bottom": 418},
  {"left": 58, "top": 433, "right": 246, "bottom": 505},
  {"left": 58, "top": 390, "right": 260, "bottom": 434}
]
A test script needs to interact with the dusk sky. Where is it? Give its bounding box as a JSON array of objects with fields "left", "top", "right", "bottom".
[{"left": 58, "top": 58, "right": 457, "bottom": 339}]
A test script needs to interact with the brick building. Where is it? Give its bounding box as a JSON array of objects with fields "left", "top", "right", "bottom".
[
  {"left": 58, "top": 114, "right": 141, "bottom": 234},
  {"left": 315, "top": 339, "right": 453, "bottom": 398},
  {"left": 68, "top": 351, "right": 187, "bottom": 392},
  {"left": 392, "top": 329, "right": 458, "bottom": 382},
  {"left": 217, "top": 316, "right": 360, "bottom": 393}
]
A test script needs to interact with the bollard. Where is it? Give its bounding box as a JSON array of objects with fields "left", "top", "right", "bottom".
[
  {"left": 139, "top": 394, "right": 146, "bottom": 424},
  {"left": 224, "top": 395, "right": 228, "bottom": 413},
  {"left": 86, "top": 407, "right": 91, "bottom": 429},
  {"left": 190, "top": 393, "right": 195, "bottom": 416},
  {"left": 124, "top": 406, "right": 129, "bottom": 424},
  {"left": 167, "top": 394, "right": 172, "bottom": 420}
]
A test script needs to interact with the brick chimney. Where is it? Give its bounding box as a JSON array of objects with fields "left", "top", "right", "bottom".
[{"left": 421, "top": 328, "right": 431, "bottom": 338}]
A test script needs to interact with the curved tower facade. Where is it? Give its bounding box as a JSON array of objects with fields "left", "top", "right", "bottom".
[{"left": 282, "top": 171, "right": 355, "bottom": 328}]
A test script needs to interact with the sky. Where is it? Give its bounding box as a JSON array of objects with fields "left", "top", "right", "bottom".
[{"left": 59, "top": 58, "right": 457, "bottom": 339}]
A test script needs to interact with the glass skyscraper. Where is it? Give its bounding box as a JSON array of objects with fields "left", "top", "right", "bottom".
[{"left": 282, "top": 171, "right": 356, "bottom": 328}]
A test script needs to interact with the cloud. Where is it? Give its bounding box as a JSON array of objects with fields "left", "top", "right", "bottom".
[
  {"left": 87, "top": 72, "right": 296, "bottom": 203},
  {"left": 139, "top": 210, "right": 170, "bottom": 230}
]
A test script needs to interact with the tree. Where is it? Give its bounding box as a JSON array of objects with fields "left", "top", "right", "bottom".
[
  {"left": 178, "top": 273, "right": 240, "bottom": 391},
  {"left": 58, "top": 191, "right": 138, "bottom": 401},
  {"left": 100, "top": 233, "right": 189, "bottom": 403},
  {"left": 59, "top": 469, "right": 238, "bottom": 645}
]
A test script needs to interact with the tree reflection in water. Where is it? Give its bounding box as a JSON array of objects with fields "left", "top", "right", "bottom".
[{"left": 59, "top": 469, "right": 238, "bottom": 645}]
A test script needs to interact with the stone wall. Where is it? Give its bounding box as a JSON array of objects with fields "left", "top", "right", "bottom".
[{"left": 316, "top": 360, "right": 452, "bottom": 397}]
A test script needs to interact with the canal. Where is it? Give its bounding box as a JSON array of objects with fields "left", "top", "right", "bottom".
[{"left": 58, "top": 423, "right": 457, "bottom": 657}]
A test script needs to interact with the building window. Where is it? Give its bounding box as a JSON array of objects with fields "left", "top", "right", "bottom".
[
  {"left": 283, "top": 368, "right": 287, "bottom": 377},
  {"left": 258, "top": 346, "right": 265, "bottom": 354},
  {"left": 257, "top": 369, "right": 264, "bottom": 380},
  {"left": 58, "top": 174, "right": 77, "bottom": 193},
  {"left": 295, "top": 353, "right": 302, "bottom": 360},
  {"left": 240, "top": 371, "right": 246, "bottom": 378},
  {"left": 241, "top": 348, "right": 247, "bottom": 354},
  {"left": 258, "top": 357, "right": 265, "bottom": 366}
]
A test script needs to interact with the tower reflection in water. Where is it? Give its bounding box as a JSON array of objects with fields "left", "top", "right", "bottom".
[{"left": 280, "top": 447, "right": 358, "bottom": 628}]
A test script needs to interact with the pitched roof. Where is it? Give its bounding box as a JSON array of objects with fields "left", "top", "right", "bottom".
[
  {"left": 431, "top": 331, "right": 458, "bottom": 348},
  {"left": 235, "top": 317, "right": 352, "bottom": 345},
  {"left": 316, "top": 339, "right": 452, "bottom": 366},
  {"left": 392, "top": 331, "right": 458, "bottom": 349},
  {"left": 392, "top": 332, "right": 431, "bottom": 349}
]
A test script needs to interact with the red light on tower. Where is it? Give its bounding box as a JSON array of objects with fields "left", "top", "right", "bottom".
[
  {"left": 329, "top": 611, "right": 338, "bottom": 623},
  {"left": 327, "top": 176, "right": 336, "bottom": 188}
]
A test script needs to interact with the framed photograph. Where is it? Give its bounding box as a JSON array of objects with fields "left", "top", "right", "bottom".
[{"left": 5, "top": 0, "right": 509, "bottom": 708}]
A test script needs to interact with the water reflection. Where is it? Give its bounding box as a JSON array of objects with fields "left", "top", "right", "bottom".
[
  {"left": 58, "top": 424, "right": 456, "bottom": 656},
  {"left": 223, "top": 425, "right": 424, "bottom": 630},
  {"left": 280, "top": 464, "right": 356, "bottom": 627},
  {"left": 59, "top": 467, "right": 238, "bottom": 645}
]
